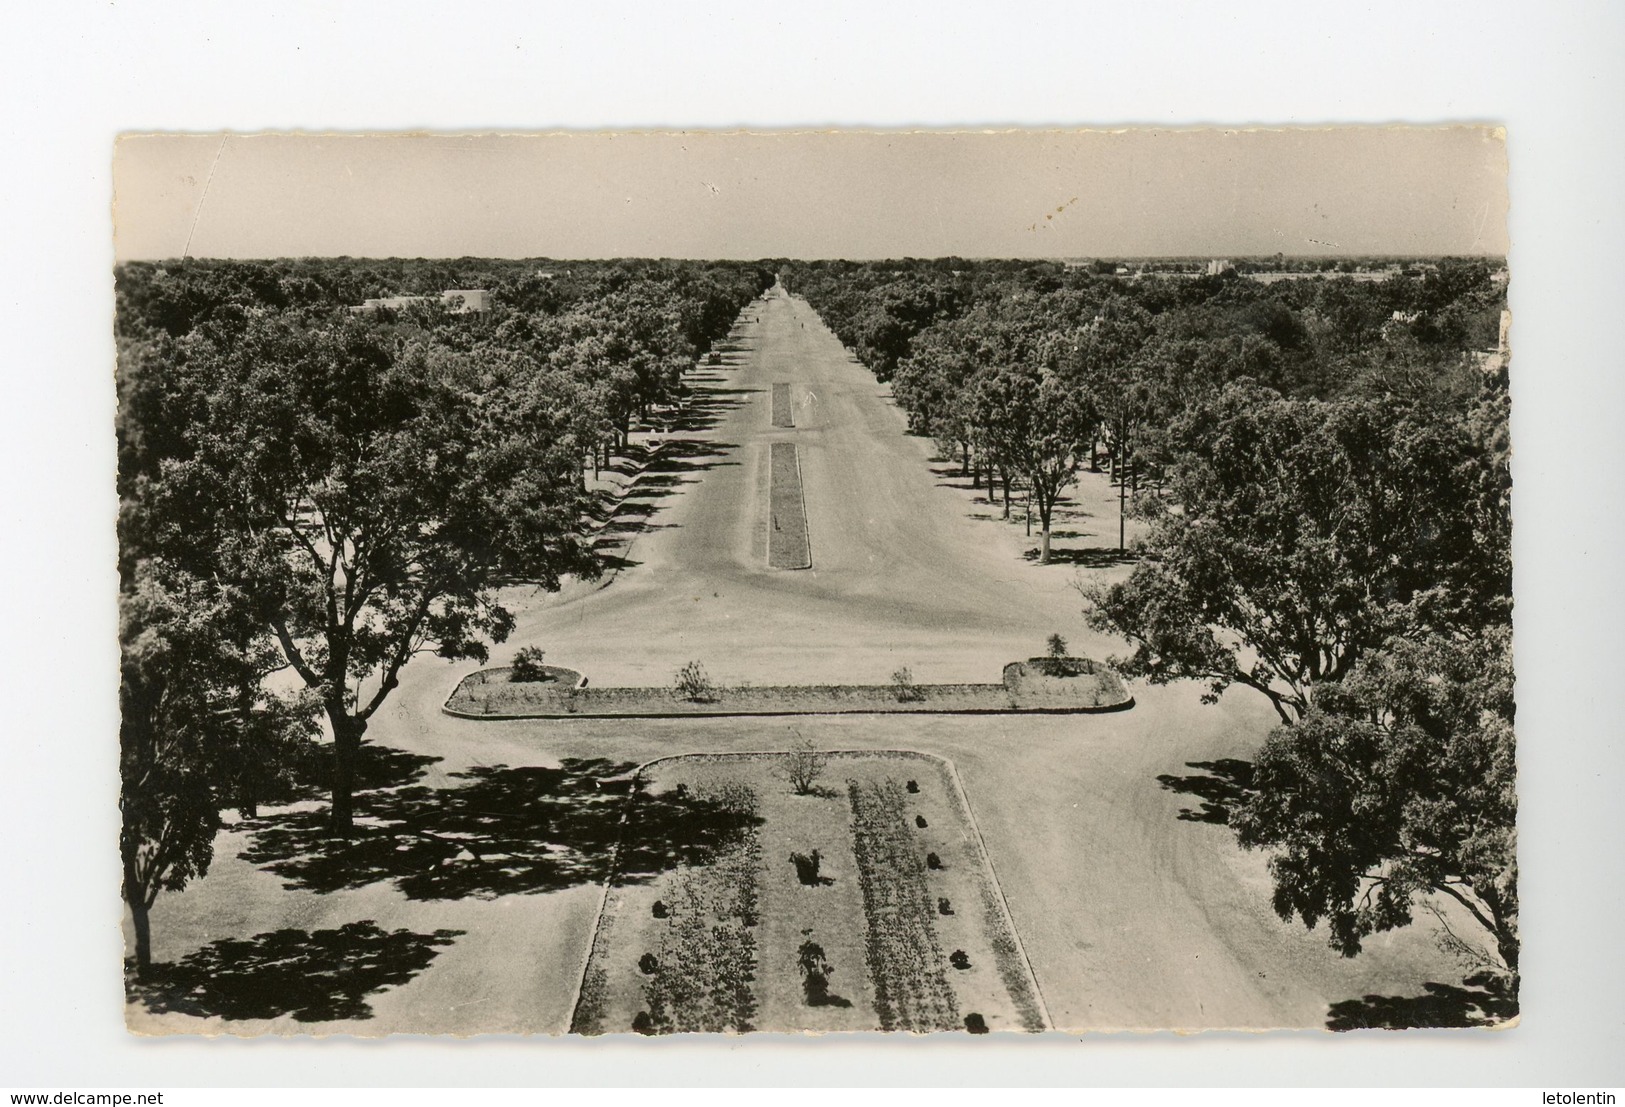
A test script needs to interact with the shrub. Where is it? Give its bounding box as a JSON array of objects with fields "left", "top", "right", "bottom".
[
  {"left": 780, "top": 737, "right": 827, "bottom": 796},
  {"left": 798, "top": 938, "right": 847, "bottom": 1008},
  {"left": 964, "top": 1012, "right": 989, "bottom": 1034},
  {"left": 938, "top": 897, "right": 954, "bottom": 916},
  {"left": 890, "top": 666, "right": 924, "bottom": 703},
  {"left": 790, "top": 850, "right": 826, "bottom": 886},
  {"left": 652, "top": 900, "right": 669, "bottom": 919},
  {"left": 915, "top": 814, "right": 928, "bottom": 829},
  {"left": 639, "top": 953, "right": 659, "bottom": 975},
  {"left": 906, "top": 780, "right": 919, "bottom": 794},
  {"left": 1046, "top": 633, "right": 1068, "bottom": 660},
  {"left": 926, "top": 852, "right": 943, "bottom": 871},
  {"left": 949, "top": 950, "right": 971, "bottom": 970},
  {"left": 632, "top": 1011, "right": 655, "bottom": 1035},
  {"left": 509, "top": 645, "right": 549, "bottom": 683},
  {"left": 672, "top": 660, "right": 716, "bottom": 703}
]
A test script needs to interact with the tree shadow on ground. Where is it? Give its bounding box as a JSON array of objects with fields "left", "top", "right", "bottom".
[
  {"left": 1155, "top": 758, "right": 1256, "bottom": 825},
  {"left": 242, "top": 756, "right": 762, "bottom": 900},
  {"left": 274, "top": 743, "right": 442, "bottom": 808},
  {"left": 1326, "top": 971, "right": 1519, "bottom": 1030},
  {"left": 1023, "top": 545, "right": 1139, "bottom": 568},
  {"left": 662, "top": 386, "right": 751, "bottom": 433},
  {"left": 591, "top": 549, "right": 642, "bottom": 573},
  {"left": 127, "top": 921, "right": 463, "bottom": 1022}
]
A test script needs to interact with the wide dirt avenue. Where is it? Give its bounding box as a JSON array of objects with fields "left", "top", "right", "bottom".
[{"left": 133, "top": 286, "right": 1460, "bottom": 1036}]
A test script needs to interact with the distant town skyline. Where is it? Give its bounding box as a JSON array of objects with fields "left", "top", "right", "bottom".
[{"left": 114, "top": 128, "right": 1508, "bottom": 263}]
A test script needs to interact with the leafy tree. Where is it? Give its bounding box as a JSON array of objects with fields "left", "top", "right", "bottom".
[
  {"left": 1085, "top": 382, "right": 1505, "bottom": 723},
  {"left": 119, "top": 559, "right": 317, "bottom": 975},
  {"left": 973, "top": 362, "right": 1093, "bottom": 563},
  {"left": 135, "top": 312, "right": 597, "bottom": 833},
  {"left": 1233, "top": 628, "right": 1517, "bottom": 975}
]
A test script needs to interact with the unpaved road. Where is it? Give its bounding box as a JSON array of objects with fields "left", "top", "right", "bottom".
[
  {"left": 133, "top": 287, "right": 1461, "bottom": 1036},
  {"left": 506, "top": 283, "right": 1125, "bottom": 688}
]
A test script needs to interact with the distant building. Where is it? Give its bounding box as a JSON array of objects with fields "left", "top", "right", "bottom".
[
  {"left": 353, "top": 289, "right": 492, "bottom": 315},
  {"left": 1204, "top": 258, "right": 1234, "bottom": 276},
  {"left": 440, "top": 289, "right": 491, "bottom": 313}
]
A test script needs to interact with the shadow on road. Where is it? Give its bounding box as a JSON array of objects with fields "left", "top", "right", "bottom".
[
  {"left": 1022, "top": 545, "right": 1139, "bottom": 568},
  {"left": 241, "top": 755, "right": 762, "bottom": 900},
  {"left": 274, "top": 743, "right": 442, "bottom": 808},
  {"left": 1326, "top": 971, "right": 1518, "bottom": 1030},
  {"left": 1154, "top": 758, "right": 1256, "bottom": 825},
  {"left": 128, "top": 921, "right": 463, "bottom": 1023}
]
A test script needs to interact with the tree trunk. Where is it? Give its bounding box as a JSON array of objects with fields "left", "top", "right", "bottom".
[
  {"left": 1490, "top": 899, "right": 1519, "bottom": 974},
  {"left": 129, "top": 897, "right": 152, "bottom": 977},
  {"left": 961, "top": 442, "right": 970, "bottom": 476},
  {"left": 1038, "top": 493, "right": 1053, "bottom": 564},
  {"left": 1089, "top": 434, "right": 1099, "bottom": 472},
  {"left": 124, "top": 859, "right": 153, "bottom": 977},
  {"left": 1000, "top": 470, "right": 1011, "bottom": 519},
  {"left": 328, "top": 710, "right": 367, "bottom": 836},
  {"left": 1119, "top": 459, "right": 1128, "bottom": 552}
]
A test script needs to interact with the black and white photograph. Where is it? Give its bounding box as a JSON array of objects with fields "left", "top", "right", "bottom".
[
  {"left": 15, "top": 1, "right": 1625, "bottom": 1093},
  {"left": 111, "top": 127, "right": 1518, "bottom": 1037}
]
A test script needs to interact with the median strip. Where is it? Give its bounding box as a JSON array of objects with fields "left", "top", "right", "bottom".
[
  {"left": 771, "top": 382, "right": 793, "bottom": 427},
  {"left": 768, "top": 441, "right": 811, "bottom": 569}
]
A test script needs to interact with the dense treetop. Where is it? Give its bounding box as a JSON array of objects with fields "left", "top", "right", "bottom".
[{"left": 784, "top": 255, "right": 1515, "bottom": 981}]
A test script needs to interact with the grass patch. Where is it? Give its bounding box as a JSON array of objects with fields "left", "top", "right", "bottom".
[
  {"left": 771, "top": 382, "right": 794, "bottom": 427},
  {"left": 768, "top": 441, "right": 811, "bottom": 569}
]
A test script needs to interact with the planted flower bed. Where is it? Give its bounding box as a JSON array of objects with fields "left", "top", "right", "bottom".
[
  {"left": 847, "top": 778, "right": 958, "bottom": 1031},
  {"left": 570, "top": 750, "right": 1048, "bottom": 1035}
]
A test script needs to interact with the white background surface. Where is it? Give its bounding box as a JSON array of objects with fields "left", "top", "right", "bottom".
[{"left": 2, "top": 0, "right": 1622, "bottom": 1088}]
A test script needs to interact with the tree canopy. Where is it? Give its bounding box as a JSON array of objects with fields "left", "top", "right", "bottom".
[
  {"left": 1234, "top": 629, "right": 1517, "bottom": 973},
  {"left": 1084, "top": 378, "right": 1507, "bottom": 723}
]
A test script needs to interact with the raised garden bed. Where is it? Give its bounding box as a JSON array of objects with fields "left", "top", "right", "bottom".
[
  {"left": 448, "top": 665, "right": 585, "bottom": 714},
  {"left": 444, "top": 669, "right": 1132, "bottom": 719},
  {"left": 768, "top": 441, "right": 811, "bottom": 570},
  {"left": 569, "top": 750, "right": 1048, "bottom": 1035}
]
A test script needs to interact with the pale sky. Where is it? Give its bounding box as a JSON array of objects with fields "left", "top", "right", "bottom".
[{"left": 113, "top": 128, "right": 1508, "bottom": 262}]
